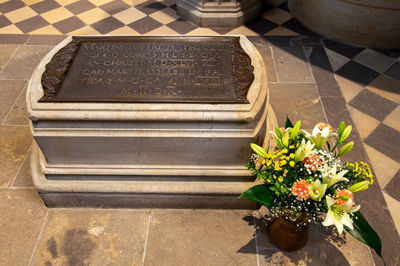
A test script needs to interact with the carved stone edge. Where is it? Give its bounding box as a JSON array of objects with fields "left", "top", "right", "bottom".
[
  {"left": 232, "top": 37, "right": 254, "bottom": 103},
  {"left": 39, "top": 36, "right": 82, "bottom": 102}
]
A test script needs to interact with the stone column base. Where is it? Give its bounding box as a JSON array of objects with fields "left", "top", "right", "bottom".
[{"left": 177, "top": 0, "right": 261, "bottom": 27}]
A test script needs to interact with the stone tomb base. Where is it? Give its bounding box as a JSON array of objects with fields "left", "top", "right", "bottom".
[
  {"left": 27, "top": 35, "right": 274, "bottom": 208},
  {"left": 177, "top": 0, "right": 261, "bottom": 27}
]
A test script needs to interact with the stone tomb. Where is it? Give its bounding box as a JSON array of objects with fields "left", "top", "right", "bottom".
[{"left": 27, "top": 35, "right": 274, "bottom": 208}]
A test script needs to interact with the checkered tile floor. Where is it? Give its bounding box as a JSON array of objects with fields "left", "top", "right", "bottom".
[
  {"left": 324, "top": 39, "right": 400, "bottom": 205},
  {"left": 0, "top": 0, "right": 301, "bottom": 35},
  {"left": 0, "top": 0, "right": 399, "bottom": 263}
]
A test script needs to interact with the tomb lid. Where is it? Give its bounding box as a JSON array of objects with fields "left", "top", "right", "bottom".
[{"left": 40, "top": 36, "right": 254, "bottom": 104}]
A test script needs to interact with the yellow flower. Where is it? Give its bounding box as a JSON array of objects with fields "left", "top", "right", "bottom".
[
  {"left": 262, "top": 159, "right": 266, "bottom": 165},
  {"left": 282, "top": 149, "right": 288, "bottom": 154},
  {"left": 289, "top": 145, "right": 295, "bottom": 149},
  {"left": 289, "top": 153, "right": 295, "bottom": 159},
  {"left": 289, "top": 161, "right": 295, "bottom": 167},
  {"left": 278, "top": 176, "right": 283, "bottom": 182},
  {"left": 280, "top": 160, "right": 287, "bottom": 166},
  {"left": 273, "top": 175, "right": 277, "bottom": 179},
  {"left": 266, "top": 161, "right": 272, "bottom": 167}
]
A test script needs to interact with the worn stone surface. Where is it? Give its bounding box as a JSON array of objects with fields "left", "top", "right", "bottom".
[
  {"left": 348, "top": 106, "right": 380, "bottom": 140},
  {"left": 12, "top": 148, "right": 33, "bottom": 187},
  {"left": 308, "top": 46, "right": 342, "bottom": 97},
  {"left": 254, "top": 217, "right": 374, "bottom": 266},
  {"left": 364, "top": 144, "right": 400, "bottom": 189},
  {"left": 349, "top": 89, "right": 397, "bottom": 122},
  {"left": 253, "top": 45, "right": 278, "bottom": 82},
  {"left": 367, "top": 75, "right": 400, "bottom": 104},
  {"left": 271, "top": 45, "right": 313, "bottom": 82},
  {"left": 31, "top": 209, "right": 149, "bottom": 266},
  {"left": 334, "top": 74, "right": 363, "bottom": 103},
  {"left": 365, "top": 124, "right": 400, "bottom": 163},
  {"left": 268, "top": 82, "right": 326, "bottom": 128},
  {"left": 384, "top": 106, "right": 400, "bottom": 132},
  {"left": 3, "top": 87, "right": 29, "bottom": 125},
  {"left": 144, "top": 209, "right": 257, "bottom": 266},
  {"left": 383, "top": 192, "right": 400, "bottom": 235},
  {"left": 0, "top": 45, "right": 18, "bottom": 71},
  {"left": 0, "top": 45, "right": 52, "bottom": 80},
  {"left": 0, "top": 126, "right": 32, "bottom": 187},
  {"left": 0, "top": 80, "right": 26, "bottom": 123},
  {"left": 0, "top": 189, "right": 47, "bottom": 266}
]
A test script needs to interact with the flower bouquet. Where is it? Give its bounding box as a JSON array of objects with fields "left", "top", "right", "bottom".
[{"left": 240, "top": 118, "right": 382, "bottom": 258}]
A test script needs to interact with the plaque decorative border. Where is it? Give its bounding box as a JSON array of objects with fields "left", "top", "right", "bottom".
[
  {"left": 232, "top": 38, "right": 254, "bottom": 101},
  {"left": 40, "top": 37, "right": 82, "bottom": 102},
  {"left": 39, "top": 36, "right": 255, "bottom": 104}
]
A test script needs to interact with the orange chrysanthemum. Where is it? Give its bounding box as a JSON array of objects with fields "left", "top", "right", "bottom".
[
  {"left": 291, "top": 179, "right": 310, "bottom": 200},
  {"left": 303, "top": 154, "right": 323, "bottom": 171},
  {"left": 335, "top": 189, "right": 354, "bottom": 205}
]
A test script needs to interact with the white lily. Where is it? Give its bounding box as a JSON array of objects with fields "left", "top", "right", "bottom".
[
  {"left": 294, "top": 139, "right": 315, "bottom": 162},
  {"left": 322, "top": 196, "right": 360, "bottom": 234},
  {"left": 310, "top": 123, "right": 336, "bottom": 149},
  {"left": 322, "top": 164, "right": 349, "bottom": 188},
  {"left": 308, "top": 180, "right": 327, "bottom": 201}
]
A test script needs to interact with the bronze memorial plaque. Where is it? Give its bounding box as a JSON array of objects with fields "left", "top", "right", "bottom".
[{"left": 40, "top": 36, "right": 254, "bottom": 103}]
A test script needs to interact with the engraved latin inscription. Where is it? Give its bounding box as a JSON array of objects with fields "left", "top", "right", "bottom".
[{"left": 41, "top": 36, "right": 254, "bottom": 103}]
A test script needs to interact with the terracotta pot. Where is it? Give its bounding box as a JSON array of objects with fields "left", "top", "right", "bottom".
[{"left": 267, "top": 215, "right": 309, "bottom": 252}]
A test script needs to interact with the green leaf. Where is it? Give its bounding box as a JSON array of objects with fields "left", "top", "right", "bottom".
[
  {"left": 239, "top": 184, "right": 273, "bottom": 207},
  {"left": 275, "top": 127, "right": 283, "bottom": 139},
  {"left": 344, "top": 211, "right": 382, "bottom": 258},
  {"left": 338, "top": 121, "right": 346, "bottom": 136},
  {"left": 327, "top": 141, "right": 331, "bottom": 152},
  {"left": 285, "top": 117, "right": 294, "bottom": 129},
  {"left": 290, "top": 120, "right": 301, "bottom": 140}
]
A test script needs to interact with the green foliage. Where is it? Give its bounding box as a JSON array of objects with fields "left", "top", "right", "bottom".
[
  {"left": 345, "top": 211, "right": 382, "bottom": 258},
  {"left": 239, "top": 184, "right": 273, "bottom": 207},
  {"left": 285, "top": 117, "right": 294, "bottom": 129}
]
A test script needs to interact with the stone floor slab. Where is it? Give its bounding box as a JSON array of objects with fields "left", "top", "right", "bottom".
[
  {"left": 268, "top": 82, "right": 326, "bottom": 128},
  {"left": 31, "top": 209, "right": 149, "bottom": 266},
  {"left": 253, "top": 45, "right": 278, "bottom": 82},
  {"left": 0, "top": 45, "right": 18, "bottom": 71},
  {"left": 271, "top": 45, "right": 313, "bottom": 82},
  {"left": 365, "top": 123, "right": 400, "bottom": 163},
  {"left": 367, "top": 74, "right": 400, "bottom": 104},
  {"left": 348, "top": 105, "right": 380, "bottom": 140},
  {"left": 364, "top": 144, "right": 400, "bottom": 189},
  {"left": 353, "top": 48, "right": 396, "bottom": 74},
  {"left": 334, "top": 74, "right": 364, "bottom": 103},
  {"left": 383, "top": 192, "right": 400, "bottom": 236},
  {"left": 144, "top": 209, "right": 257, "bottom": 266},
  {"left": 0, "top": 188, "right": 47, "bottom": 266},
  {"left": 0, "top": 126, "right": 32, "bottom": 187},
  {"left": 0, "top": 45, "right": 52, "bottom": 80},
  {"left": 12, "top": 148, "right": 33, "bottom": 187},
  {"left": 383, "top": 106, "right": 400, "bottom": 132},
  {"left": 2, "top": 87, "right": 29, "bottom": 125},
  {"left": 349, "top": 89, "right": 397, "bottom": 122},
  {"left": 0, "top": 80, "right": 26, "bottom": 123},
  {"left": 384, "top": 169, "right": 400, "bottom": 202},
  {"left": 308, "top": 46, "right": 342, "bottom": 97}
]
